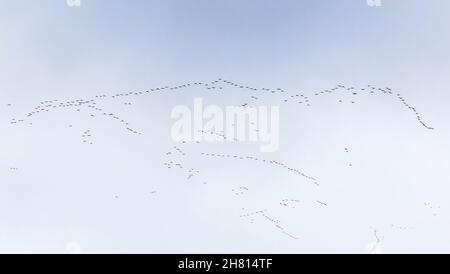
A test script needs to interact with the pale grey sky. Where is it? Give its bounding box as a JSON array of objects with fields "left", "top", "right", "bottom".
[{"left": 1, "top": 0, "right": 449, "bottom": 253}]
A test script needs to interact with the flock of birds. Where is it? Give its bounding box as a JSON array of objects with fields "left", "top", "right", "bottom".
[
  {"left": 279, "top": 199, "right": 300, "bottom": 209},
  {"left": 199, "top": 152, "right": 318, "bottom": 184},
  {"left": 4, "top": 77, "right": 439, "bottom": 247},
  {"left": 81, "top": 129, "right": 94, "bottom": 145},
  {"left": 8, "top": 78, "right": 434, "bottom": 134},
  {"left": 160, "top": 122, "right": 331, "bottom": 239},
  {"left": 424, "top": 202, "right": 441, "bottom": 217},
  {"left": 238, "top": 208, "right": 300, "bottom": 240}
]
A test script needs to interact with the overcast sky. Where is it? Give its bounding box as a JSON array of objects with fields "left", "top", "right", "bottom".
[{"left": 1, "top": 0, "right": 449, "bottom": 253}]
